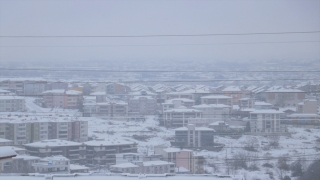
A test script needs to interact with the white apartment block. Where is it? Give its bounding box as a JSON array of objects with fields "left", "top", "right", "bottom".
[
  {"left": 162, "top": 98, "right": 195, "bottom": 113},
  {"left": 201, "top": 95, "right": 233, "bottom": 107},
  {"left": 192, "top": 104, "right": 230, "bottom": 123},
  {"left": 128, "top": 96, "right": 157, "bottom": 115},
  {"left": 250, "top": 110, "right": 284, "bottom": 133},
  {"left": 23, "top": 81, "right": 47, "bottom": 96},
  {"left": 163, "top": 107, "right": 202, "bottom": 128},
  {"left": 0, "top": 96, "right": 26, "bottom": 112}
]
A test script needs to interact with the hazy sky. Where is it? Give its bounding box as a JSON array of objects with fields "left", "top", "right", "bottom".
[{"left": 0, "top": 0, "right": 319, "bottom": 63}]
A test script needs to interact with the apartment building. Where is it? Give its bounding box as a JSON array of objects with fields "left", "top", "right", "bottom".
[
  {"left": 238, "top": 98, "right": 255, "bottom": 109},
  {"left": 162, "top": 98, "right": 195, "bottom": 113},
  {"left": 165, "top": 89, "right": 212, "bottom": 104},
  {"left": 265, "top": 88, "right": 305, "bottom": 107},
  {"left": 23, "top": 81, "right": 47, "bottom": 96},
  {"left": 163, "top": 108, "right": 202, "bottom": 128},
  {"left": 0, "top": 96, "right": 26, "bottom": 112},
  {"left": 250, "top": 110, "right": 285, "bottom": 133},
  {"left": 172, "top": 124, "right": 215, "bottom": 148},
  {"left": 110, "top": 161, "right": 175, "bottom": 174},
  {"left": 106, "top": 83, "right": 130, "bottom": 94},
  {"left": 24, "top": 138, "right": 138, "bottom": 166},
  {"left": 84, "top": 139, "right": 138, "bottom": 166},
  {"left": 254, "top": 101, "right": 272, "bottom": 110},
  {"left": 84, "top": 102, "right": 128, "bottom": 118},
  {"left": 46, "top": 82, "right": 69, "bottom": 91},
  {"left": 128, "top": 96, "right": 157, "bottom": 115},
  {"left": 154, "top": 146, "right": 205, "bottom": 174},
  {"left": 222, "top": 86, "right": 243, "bottom": 105},
  {"left": 201, "top": 95, "right": 233, "bottom": 107},
  {"left": 285, "top": 114, "right": 320, "bottom": 125},
  {"left": 6, "top": 155, "right": 41, "bottom": 173},
  {"left": 192, "top": 104, "right": 230, "bottom": 123},
  {"left": 0, "top": 79, "right": 24, "bottom": 94},
  {"left": 0, "top": 119, "right": 88, "bottom": 145},
  {"left": 42, "top": 90, "right": 82, "bottom": 109},
  {"left": 296, "top": 99, "right": 318, "bottom": 114},
  {"left": 32, "top": 155, "right": 70, "bottom": 174}
]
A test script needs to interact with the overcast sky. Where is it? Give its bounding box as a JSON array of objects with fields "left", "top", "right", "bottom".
[{"left": 0, "top": 0, "right": 319, "bottom": 63}]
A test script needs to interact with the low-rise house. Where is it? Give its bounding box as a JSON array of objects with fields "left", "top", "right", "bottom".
[
  {"left": 32, "top": 156, "right": 70, "bottom": 174},
  {"left": 0, "top": 146, "right": 17, "bottom": 173}
]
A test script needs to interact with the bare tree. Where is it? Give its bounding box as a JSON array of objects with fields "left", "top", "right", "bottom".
[{"left": 243, "top": 136, "right": 259, "bottom": 152}]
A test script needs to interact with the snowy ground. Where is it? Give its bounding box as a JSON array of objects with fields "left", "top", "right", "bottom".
[{"left": 20, "top": 98, "right": 320, "bottom": 179}]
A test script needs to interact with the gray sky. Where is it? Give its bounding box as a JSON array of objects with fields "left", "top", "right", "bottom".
[{"left": 0, "top": 0, "right": 319, "bottom": 63}]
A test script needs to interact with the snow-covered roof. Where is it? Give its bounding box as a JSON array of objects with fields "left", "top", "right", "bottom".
[
  {"left": 287, "top": 113, "right": 320, "bottom": 118},
  {"left": 175, "top": 166, "right": 190, "bottom": 173},
  {"left": 265, "top": 88, "right": 304, "bottom": 93},
  {"left": 250, "top": 110, "right": 284, "bottom": 114},
  {"left": 174, "top": 127, "right": 214, "bottom": 131},
  {"left": 162, "top": 98, "right": 195, "bottom": 105},
  {"left": 164, "top": 108, "right": 202, "bottom": 113},
  {"left": 222, "top": 86, "right": 241, "bottom": 92},
  {"left": 66, "top": 90, "right": 82, "bottom": 95},
  {"left": 70, "top": 164, "right": 89, "bottom": 170},
  {"left": 24, "top": 139, "right": 82, "bottom": 148},
  {"left": 193, "top": 104, "right": 230, "bottom": 108},
  {"left": 162, "top": 147, "right": 181, "bottom": 153},
  {"left": 0, "top": 95, "right": 25, "bottom": 100},
  {"left": 84, "top": 139, "right": 135, "bottom": 146},
  {"left": 209, "top": 121, "right": 228, "bottom": 126},
  {"left": 111, "top": 162, "right": 139, "bottom": 168},
  {"left": 143, "top": 161, "right": 174, "bottom": 166},
  {"left": 90, "top": 92, "right": 106, "bottom": 96},
  {"left": 39, "top": 155, "right": 69, "bottom": 162},
  {"left": 254, "top": 102, "right": 272, "bottom": 106},
  {"left": 201, "top": 95, "right": 231, "bottom": 99},
  {"left": 42, "top": 89, "right": 65, "bottom": 94},
  {"left": 0, "top": 146, "right": 17, "bottom": 158},
  {"left": 0, "top": 138, "right": 13, "bottom": 143},
  {"left": 12, "top": 154, "right": 40, "bottom": 161}
]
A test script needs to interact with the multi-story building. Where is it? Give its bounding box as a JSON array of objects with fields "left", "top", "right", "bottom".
[
  {"left": 165, "top": 89, "right": 212, "bottom": 104},
  {"left": 42, "top": 90, "right": 82, "bottom": 109},
  {"left": 201, "top": 95, "right": 233, "bottom": 107},
  {"left": 84, "top": 139, "right": 138, "bottom": 166},
  {"left": 161, "top": 98, "right": 195, "bottom": 113},
  {"left": 296, "top": 99, "right": 318, "bottom": 114},
  {"left": 128, "top": 96, "right": 157, "bottom": 115},
  {"left": 0, "top": 119, "right": 88, "bottom": 145},
  {"left": 163, "top": 108, "right": 202, "bottom": 128},
  {"left": 106, "top": 83, "right": 130, "bottom": 95},
  {"left": 32, "top": 155, "right": 70, "bottom": 174},
  {"left": 110, "top": 161, "right": 175, "bottom": 174},
  {"left": 84, "top": 102, "right": 128, "bottom": 118},
  {"left": 192, "top": 104, "right": 230, "bottom": 123},
  {"left": 172, "top": 124, "right": 215, "bottom": 148},
  {"left": 250, "top": 110, "right": 285, "bottom": 133},
  {"left": 254, "top": 101, "right": 272, "bottom": 110},
  {"left": 222, "top": 86, "right": 243, "bottom": 105},
  {"left": 23, "top": 81, "right": 47, "bottom": 96},
  {"left": 7, "top": 155, "right": 40, "bottom": 173},
  {"left": 154, "top": 146, "right": 205, "bottom": 174},
  {"left": 238, "top": 98, "right": 255, "bottom": 109},
  {"left": 265, "top": 88, "right": 305, "bottom": 107},
  {"left": 285, "top": 114, "right": 320, "bottom": 125},
  {"left": 0, "top": 96, "right": 26, "bottom": 112},
  {"left": 24, "top": 138, "right": 138, "bottom": 166}
]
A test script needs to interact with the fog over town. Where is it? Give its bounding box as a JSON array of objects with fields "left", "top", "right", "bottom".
[{"left": 0, "top": 1, "right": 320, "bottom": 180}]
